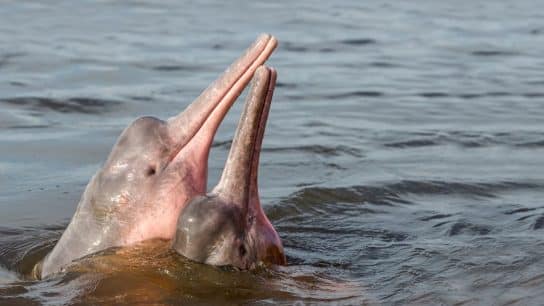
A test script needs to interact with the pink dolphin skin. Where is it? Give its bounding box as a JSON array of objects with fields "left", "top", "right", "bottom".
[
  {"left": 37, "top": 34, "right": 278, "bottom": 278},
  {"left": 173, "top": 66, "right": 286, "bottom": 269}
]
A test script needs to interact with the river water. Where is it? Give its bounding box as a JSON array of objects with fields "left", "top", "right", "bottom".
[{"left": 1, "top": 1, "right": 544, "bottom": 305}]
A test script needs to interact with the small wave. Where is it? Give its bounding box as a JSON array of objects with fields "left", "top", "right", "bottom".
[
  {"left": 419, "top": 213, "right": 453, "bottom": 222},
  {"left": 389, "top": 180, "right": 542, "bottom": 198},
  {"left": 417, "top": 91, "right": 544, "bottom": 99},
  {"left": 0, "top": 97, "right": 122, "bottom": 114},
  {"left": 211, "top": 139, "right": 232, "bottom": 149},
  {"left": 274, "top": 181, "right": 544, "bottom": 219},
  {"left": 283, "top": 42, "right": 309, "bottom": 53},
  {"left": 9, "top": 81, "right": 26, "bottom": 87},
  {"left": 284, "top": 185, "right": 410, "bottom": 207},
  {"left": 282, "top": 38, "right": 377, "bottom": 54},
  {"left": 286, "top": 91, "right": 384, "bottom": 101},
  {"left": 0, "top": 52, "right": 25, "bottom": 69},
  {"left": 517, "top": 215, "right": 534, "bottom": 222},
  {"left": 418, "top": 92, "right": 450, "bottom": 98},
  {"left": 280, "top": 225, "right": 408, "bottom": 242},
  {"left": 513, "top": 139, "right": 544, "bottom": 149},
  {"left": 152, "top": 65, "right": 195, "bottom": 71},
  {"left": 458, "top": 93, "right": 479, "bottom": 99},
  {"left": 533, "top": 215, "right": 544, "bottom": 230},
  {"left": 275, "top": 82, "right": 297, "bottom": 89},
  {"left": 523, "top": 93, "right": 544, "bottom": 98},
  {"left": 339, "top": 38, "right": 377, "bottom": 46},
  {"left": 319, "top": 47, "right": 336, "bottom": 53},
  {"left": 288, "top": 90, "right": 544, "bottom": 102},
  {"left": 265, "top": 144, "right": 364, "bottom": 158},
  {"left": 0, "top": 227, "right": 25, "bottom": 236},
  {"left": 0, "top": 226, "right": 61, "bottom": 276},
  {"left": 126, "top": 95, "right": 153, "bottom": 102},
  {"left": 447, "top": 221, "right": 492, "bottom": 236},
  {"left": 471, "top": 50, "right": 519, "bottom": 57},
  {"left": 326, "top": 91, "right": 383, "bottom": 99},
  {"left": 504, "top": 207, "right": 540, "bottom": 215},
  {"left": 384, "top": 139, "right": 439, "bottom": 148},
  {"left": 382, "top": 131, "right": 544, "bottom": 149},
  {"left": 369, "top": 61, "right": 398, "bottom": 68},
  {"left": 136, "top": 61, "right": 207, "bottom": 73}
]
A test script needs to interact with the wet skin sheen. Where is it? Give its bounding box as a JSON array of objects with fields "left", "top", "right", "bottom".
[
  {"left": 36, "top": 34, "right": 278, "bottom": 278},
  {"left": 174, "top": 66, "right": 286, "bottom": 269}
]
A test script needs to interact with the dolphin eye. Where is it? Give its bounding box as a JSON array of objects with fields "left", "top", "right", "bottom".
[
  {"left": 239, "top": 244, "right": 247, "bottom": 257},
  {"left": 146, "top": 166, "right": 156, "bottom": 176}
]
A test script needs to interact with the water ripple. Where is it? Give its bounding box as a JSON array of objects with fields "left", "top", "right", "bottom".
[
  {"left": 471, "top": 50, "right": 520, "bottom": 57},
  {"left": 265, "top": 144, "right": 364, "bottom": 158},
  {"left": 339, "top": 38, "right": 377, "bottom": 46},
  {"left": 382, "top": 131, "right": 544, "bottom": 149},
  {"left": 447, "top": 221, "right": 492, "bottom": 236},
  {"left": 0, "top": 97, "right": 122, "bottom": 115},
  {"left": 274, "top": 181, "right": 544, "bottom": 219}
]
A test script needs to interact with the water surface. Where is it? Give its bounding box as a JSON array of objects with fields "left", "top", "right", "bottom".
[{"left": 1, "top": 0, "right": 544, "bottom": 304}]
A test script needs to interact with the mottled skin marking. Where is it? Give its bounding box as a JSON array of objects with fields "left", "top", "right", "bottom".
[
  {"left": 37, "top": 35, "right": 278, "bottom": 278},
  {"left": 173, "top": 66, "right": 286, "bottom": 270}
]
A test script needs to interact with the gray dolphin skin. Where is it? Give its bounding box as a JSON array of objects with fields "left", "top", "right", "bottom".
[
  {"left": 38, "top": 34, "right": 278, "bottom": 278},
  {"left": 173, "top": 66, "right": 286, "bottom": 269}
]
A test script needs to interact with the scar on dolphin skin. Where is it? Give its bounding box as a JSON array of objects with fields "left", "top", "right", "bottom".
[
  {"left": 34, "top": 34, "right": 278, "bottom": 279},
  {"left": 173, "top": 66, "right": 286, "bottom": 270}
]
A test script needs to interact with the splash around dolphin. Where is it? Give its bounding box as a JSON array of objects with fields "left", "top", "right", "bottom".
[{"left": 35, "top": 34, "right": 278, "bottom": 279}]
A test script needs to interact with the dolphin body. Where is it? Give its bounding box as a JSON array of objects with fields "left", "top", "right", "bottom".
[
  {"left": 173, "top": 66, "right": 286, "bottom": 269},
  {"left": 37, "top": 34, "right": 278, "bottom": 278}
]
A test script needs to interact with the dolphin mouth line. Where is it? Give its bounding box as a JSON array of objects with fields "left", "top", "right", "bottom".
[
  {"left": 213, "top": 66, "right": 277, "bottom": 207},
  {"left": 167, "top": 36, "right": 278, "bottom": 167},
  {"left": 247, "top": 68, "right": 276, "bottom": 195}
]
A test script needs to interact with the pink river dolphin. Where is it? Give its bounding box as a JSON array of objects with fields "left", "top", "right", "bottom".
[{"left": 36, "top": 34, "right": 283, "bottom": 278}]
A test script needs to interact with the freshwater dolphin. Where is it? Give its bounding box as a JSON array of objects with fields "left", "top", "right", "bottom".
[
  {"left": 173, "top": 66, "right": 286, "bottom": 269},
  {"left": 36, "top": 34, "right": 278, "bottom": 278}
]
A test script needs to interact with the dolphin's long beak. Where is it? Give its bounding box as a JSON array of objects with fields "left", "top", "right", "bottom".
[
  {"left": 166, "top": 34, "right": 277, "bottom": 166},
  {"left": 214, "top": 65, "right": 276, "bottom": 212}
]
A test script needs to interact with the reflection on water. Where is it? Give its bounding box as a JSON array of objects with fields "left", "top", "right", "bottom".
[{"left": 1, "top": 0, "right": 544, "bottom": 304}]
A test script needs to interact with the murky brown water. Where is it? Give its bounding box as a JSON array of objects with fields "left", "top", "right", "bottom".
[{"left": 1, "top": 0, "right": 544, "bottom": 304}]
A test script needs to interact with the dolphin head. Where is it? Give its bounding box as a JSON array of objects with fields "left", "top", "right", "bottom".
[
  {"left": 173, "top": 66, "right": 286, "bottom": 269},
  {"left": 40, "top": 35, "right": 278, "bottom": 278},
  {"left": 89, "top": 35, "right": 278, "bottom": 244}
]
